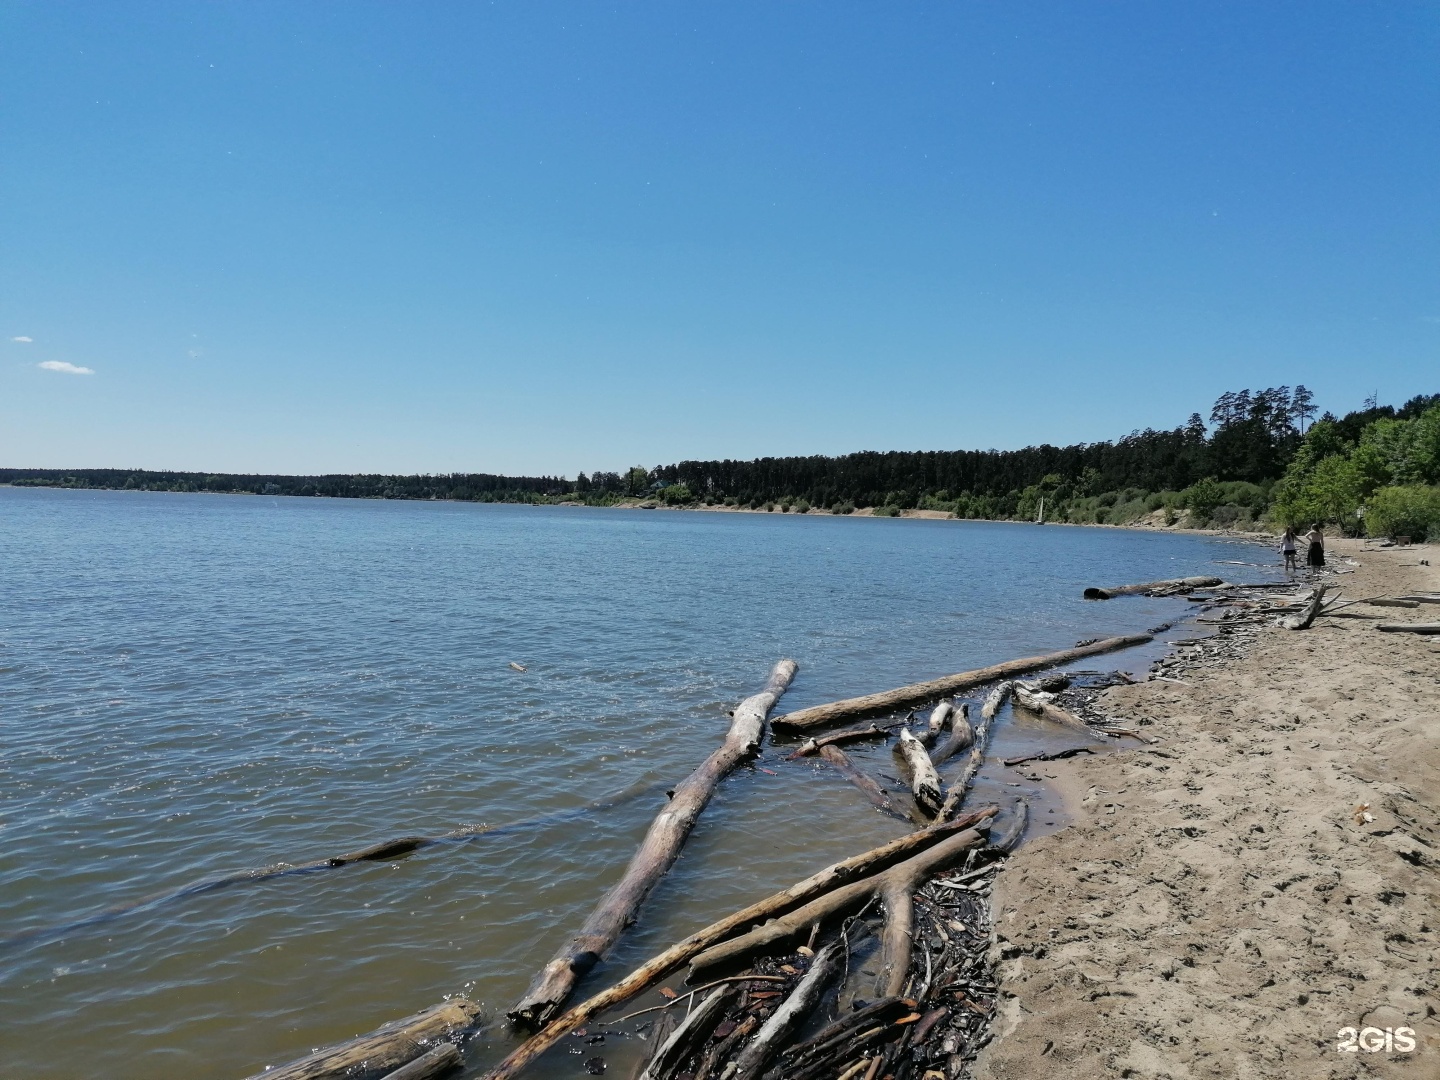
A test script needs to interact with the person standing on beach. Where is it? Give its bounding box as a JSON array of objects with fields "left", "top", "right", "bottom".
[
  {"left": 1305, "top": 522, "right": 1326, "bottom": 573},
  {"left": 1281, "top": 526, "right": 1299, "bottom": 573}
]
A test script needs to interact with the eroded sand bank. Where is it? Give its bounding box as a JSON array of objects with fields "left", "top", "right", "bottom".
[{"left": 976, "top": 541, "right": 1439, "bottom": 1079}]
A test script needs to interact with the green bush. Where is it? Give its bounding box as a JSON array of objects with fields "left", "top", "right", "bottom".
[
  {"left": 1365, "top": 485, "right": 1440, "bottom": 541},
  {"left": 795, "top": 499, "right": 810, "bottom": 514},
  {"left": 1182, "top": 477, "right": 1225, "bottom": 523}
]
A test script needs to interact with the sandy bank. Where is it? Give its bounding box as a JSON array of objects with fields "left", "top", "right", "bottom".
[{"left": 975, "top": 540, "right": 1440, "bottom": 1079}]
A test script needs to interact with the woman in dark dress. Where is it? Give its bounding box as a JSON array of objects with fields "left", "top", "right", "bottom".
[{"left": 1305, "top": 523, "right": 1326, "bottom": 570}]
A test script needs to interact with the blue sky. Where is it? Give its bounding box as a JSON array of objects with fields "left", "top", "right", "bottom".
[{"left": 2, "top": 2, "right": 1436, "bottom": 475}]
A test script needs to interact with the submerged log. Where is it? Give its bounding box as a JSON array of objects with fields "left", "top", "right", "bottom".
[
  {"left": 1281, "top": 585, "right": 1328, "bottom": 631},
  {"left": 1083, "top": 576, "right": 1223, "bottom": 600},
  {"left": 510, "top": 660, "right": 798, "bottom": 1029},
  {"left": 894, "top": 729, "right": 943, "bottom": 816},
  {"left": 1376, "top": 622, "right": 1440, "bottom": 634},
  {"left": 929, "top": 703, "right": 973, "bottom": 768},
  {"left": 3, "top": 776, "right": 667, "bottom": 951},
  {"left": 992, "top": 802, "right": 1029, "bottom": 852},
  {"left": 722, "top": 936, "right": 851, "bottom": 1080},
  {"left": 818, "top": 745, "right": 904, "bottom": 819},
  {"left": 771, "top": 637, "right": 1150, "bottom": 733},
  {"left": 242, "top": 999, "right": 482, "bottom": 1080},
  {"left": 479, "top": 810, "right": 999, "bottom": 1080},
  {"left": 688, "top": 827, "right": 990, "bottom": 978}
]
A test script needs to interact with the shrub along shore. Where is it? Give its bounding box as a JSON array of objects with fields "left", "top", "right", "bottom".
[{"left": 6, "top": 386, "right": 1439, "bottom": 540}]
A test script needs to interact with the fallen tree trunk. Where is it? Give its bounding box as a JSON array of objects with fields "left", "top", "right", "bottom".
[
  {"left": 818, "top": 745, "right": 904, "bottom": 819},
  {"left": 1365, "top": 597, "right": 1420, "bottom": 608},
  {"left": 929, "top": 703, "right": 973, "bottom": 768},
  {"left": 894, "top": 729, "right": 943, "bottom": 816},
  {"left": 1083, "top": 576, "right": 1223, "bottom": 600},
  {"left": 242, "top": 1000, "right": 481, "bottom": 1080},
  {"left": 878, "top": 877, "right": 917, "bottom": 998},
  {"left": 785, "top": 723, "right": 895, "bottom": 761},
  {"left": 509, "top": 660, "right": 798, "bottom": 1029},
  {"left": 771, "top": 638, "right": 1150, "bottom": 734},
  {"left": 1281, "top": 585, "right": 1328, "bottom": 631},
  {"left": 479, "top": 809, "right": 999, "bottom": 1080},
  {"left": 688, "top": 827, "right": 989, "bottom": 978},
  {"left": 1376, "top": 622, "right": 1440, "bottom": 634},
  {"left": 722, "top": 935, "right": 851, "bottom": 1080},
  {"left": 1012, "top": 685, "right": 1100, "bottom": 738}
]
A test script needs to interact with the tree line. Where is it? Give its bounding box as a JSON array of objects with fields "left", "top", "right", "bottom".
[{"left": 4, "top": 385, "right": 1436, "bottom": 536}]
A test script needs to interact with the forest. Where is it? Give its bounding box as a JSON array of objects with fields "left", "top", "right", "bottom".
[{"left": 5, "top": 386, "right": 1438, "bottom": 538}]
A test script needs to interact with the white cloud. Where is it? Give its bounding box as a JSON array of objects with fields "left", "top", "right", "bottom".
[
  {"left": 11, "top": 335, "right": 32, "bottom": 343},
  {"left": 38, "top": 360, "right": 95, "bottom": 375}
]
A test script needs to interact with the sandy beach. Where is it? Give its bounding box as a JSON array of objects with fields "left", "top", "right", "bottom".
[{"left": 975, "top": 540, "right": 1439, "bottom": 1078}]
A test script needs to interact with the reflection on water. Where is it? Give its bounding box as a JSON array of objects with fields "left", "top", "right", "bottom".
[{"left": 0, "top": 489, "right": 1269, "bottom": 1078}]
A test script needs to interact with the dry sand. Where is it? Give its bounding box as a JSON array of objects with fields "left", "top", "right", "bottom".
[{"left": 975, "top": 541, "right": 1440, "bottom": 1079}]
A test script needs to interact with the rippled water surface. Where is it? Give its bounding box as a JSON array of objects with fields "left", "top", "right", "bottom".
[{"left": 0, "top": 489, "right": 1272, "bottom": 1078}]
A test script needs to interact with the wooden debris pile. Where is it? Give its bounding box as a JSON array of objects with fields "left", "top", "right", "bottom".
[{"left": 584, "top": 854, "right": 1006, "bottom": 1080}]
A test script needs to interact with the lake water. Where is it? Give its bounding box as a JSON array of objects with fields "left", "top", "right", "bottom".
[{"left": 0, "top": 488, "right": 1275, "bottom": 1079}]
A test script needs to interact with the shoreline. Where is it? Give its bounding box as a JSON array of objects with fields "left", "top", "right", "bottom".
[{"left": 972, "top": 539, "right": 1440, "bottom": 1078}]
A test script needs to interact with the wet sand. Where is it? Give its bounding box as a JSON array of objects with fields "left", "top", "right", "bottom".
[{"left": 974, "top": 541, "right": 1440, "bottom": 1078}]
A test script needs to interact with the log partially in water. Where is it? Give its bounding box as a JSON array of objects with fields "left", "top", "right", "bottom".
[
  {"left": 509, "top": 660, "right": 798, "bottom": 1030},
  {"left": 1012, "top": 685, "right": 1100, "bottom": 738},
  {"left": 638, "top": 985, "right": 737, "bottom": 1080},
  {"left": 894, "top": 729, "right": 943, "bottom": 816},
  {"left": 688, "top": 827, "right": 990, "bottom": 978},
  {"left": 936, "top": 685, "right": 1007, "bottom": 823},
  {"left": 784, "top": 723, "right": 896, "bottom": 761},
  {"left": 929, "top": 703, "right": 973, "bottom": 768},
  {"left": 242, "top": 999, "right": 481, "bottom": 1080},
  {"left": 379, "top": 1044, "right": 463, "bottom": 1080},
  {"left": 478, "top": 809, "right": 999, "bottom": 1080},
  {"left": 771, "top": 637, "right": 1150, "bottom": 734},
  {"left": 818, "top": 745, "right": 904, "bottom": 819},
  {"left": 1083, "top": 576, "right": 1223, "bottom": 600},
  {"left": 918, "top": 702, "right": 952, "bottom": 748}
]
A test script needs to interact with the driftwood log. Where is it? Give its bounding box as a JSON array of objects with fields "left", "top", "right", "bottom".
[
  {"left": 638, "top": 985, "right": 738, "bottom": 1080},
  {"left": 688, "top": 826, "right": 990, "bottom": 978},
  {"left": 242, "top": 999, "right": 482, "bottom": 1080},
  {"left": 894, "top": 729, "right": 943, "bottom": 815},
  {"left": 1083, "top": 576, "right": 1223, "bottom": 600},
  {"left": 510, "top": 660, "right": 798, "bottom": 1029},
  {"left": 478, "top": 809, "right": 999, "bottom": 1080},
  {"left": 1377, "top": 622, "right": 1440, "bottom": 634},
  {"left": 936, "top": 684, "right": 1007, "bottom": 822},
  {"left": 785, "top": 723, "right": 895, "bottom": 760},
  {"left": 722, "top": 935, "right": 851, "bottom": 1080},
  {"left": 818, "top": 745, "right": 903, "bottom": 819},
  {"left": 379, "top": 1044, "right": 462, "bottom": 1080},
  {"left": 1281, "top": 585, "right": 1328, "bottom": 630},
  {"left": 918, "top": 702, "right": 953, "bottom": 748},
  {"left": 1012, "top": 685, "right": 1100, "bottom": 739},
  {"left": 771, "top": 637, "right": 1150, "bottom": 733},
  {"left": 1365, "top": 597, "right": 1420, "bottom": 608},
  {"left": 992, "top": 802, "right": 1029, "bottom": 852},
  {"left": 929, "top": 703, "right": 973, "bottom": 768}
]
